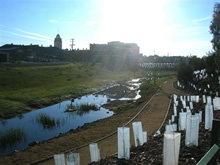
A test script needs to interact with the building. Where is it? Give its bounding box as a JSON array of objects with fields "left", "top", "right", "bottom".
[
  {"left": 0, "top": 44, "right": 64, "bottom": 62},
  {"left": 54, "top": 34, "right": 62, "bottom": 49},
  {"left": 90, "top": 41, "right": 140, "bottom": 57}
]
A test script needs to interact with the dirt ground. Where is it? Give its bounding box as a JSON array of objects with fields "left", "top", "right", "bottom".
[{"left": 0, "top": 77, "right": 185, "bottom": 165}]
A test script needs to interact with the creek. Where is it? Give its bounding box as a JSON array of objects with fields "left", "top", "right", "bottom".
[{"left": 0, "top": 78, "right": 144, "bottom": 157}]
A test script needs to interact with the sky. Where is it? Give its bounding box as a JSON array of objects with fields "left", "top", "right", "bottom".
[{"left": 0, "top": 0, "right": 219, "bottom": 57}]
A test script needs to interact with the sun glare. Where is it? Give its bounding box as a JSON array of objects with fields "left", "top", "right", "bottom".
[{"left": 97, "top": 0, "right": 169, "bottom": 54}]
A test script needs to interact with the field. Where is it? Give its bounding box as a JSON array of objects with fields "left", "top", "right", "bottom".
[
  {"left": 0, "top": 62, "right": 175, "bottom": 118},
  {"left": 0, "top": 63, "right": 140, "bottom": 118}
]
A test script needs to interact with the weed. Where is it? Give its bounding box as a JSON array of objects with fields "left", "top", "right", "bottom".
[
  {"left": 35, "top": 113, "right": 61, "bottom": 129},
  {"left": 0, "top": 128, "right": 26, "bottom": 150}
]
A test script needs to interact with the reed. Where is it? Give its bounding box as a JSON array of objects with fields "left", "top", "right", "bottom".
[
  {"left": 35, "top": 113, "right": 61, "bottom": 128},
  {"left": 66, "top": 103, "right": 98, "bottom": 113},
  {"left": 79, "top": 103, "right": 98, "bottom": 111},
  {"left": 0, "top": 128, "right": 26, "bottom": 150}
]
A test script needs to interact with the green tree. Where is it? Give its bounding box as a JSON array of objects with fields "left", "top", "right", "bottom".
[
  {"left": 210, "top": 2, "right": 220, "bottom": 71},
  {"left": 210, "top": 3, "right": 220, "bottom": 52}
]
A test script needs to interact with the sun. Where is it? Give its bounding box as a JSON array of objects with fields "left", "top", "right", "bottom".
[{"left": 96, "top": 0, "right": 169, "bottom": 54}]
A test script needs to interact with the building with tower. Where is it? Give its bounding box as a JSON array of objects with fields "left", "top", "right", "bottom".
[{"left": 54, "top": 34, "right": 62, "bottom": 49}]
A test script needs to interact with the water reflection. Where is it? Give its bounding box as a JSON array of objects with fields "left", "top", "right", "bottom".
[
  {"left": 0, "top": 128, "right": 26, "bottom": 152},
  {"left": 0, "top": 78, "right": 143, "bottom": 157}
]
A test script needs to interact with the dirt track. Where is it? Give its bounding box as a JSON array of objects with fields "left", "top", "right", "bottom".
[{"left": 0, "top": 77, "right": 186, "bottom": 165}]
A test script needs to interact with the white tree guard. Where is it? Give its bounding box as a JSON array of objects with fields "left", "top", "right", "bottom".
[
  {"left": 143, "top": 131, "right": 147, "bottom": 143},
  {"left": 185, "top": 116, "right": 199, "bottom": 147},
  {"left": 179, "top": 112, "right": 187, "bottom": 131},
  {"left": 195, "top": 96, "right": 199, "bottom": 103},
  {"left": 207, "top": 96, "right": 212, "bottom": 105},
  {"left": 171, "top": 115, "right": 175, "bottom": 122},
  {"left": 174, "top": 101, "right": 179, "bottom": 107},
  {"left": 165, "top": 123, "right": 177, "bottom": 132},
  {"left": 54, "top": 153, "right": 66, "bottom": 165},
  {"left": 202, "top": 95, "right": 206, "bottom": 103},
  {"left": 216, "top": 92, "right": 219, "bottom": 97},
  {"left": 132, "top": 122, "right": 144, "bottom": 147},
  {"left": 205, "top": 105, "right": 214, "bottom": 130},
  {"left": 187, "top": 96, "right": 190, "bottom": 102},
  {"left": 118, "top": 127, "right": 130, "bottom": 160},
  {"left": 185, "top": 112, "right": 192, "bottom": 146},
  {"left": 173, "top": 106, "right": 177, "bottom": 116},
  {"left": 66, "top": 153, "right": 80, "bottom": 165},
  {"left": 213, "top": 97, "right": 220, "bottom": 110},
  {"left": 195, "top": 113, "right": 202, "bottom": 123},
  {"left": 163, "top": 132, "right": 181, "bottom": 165},
  {"left": 190, "top": 96, "right": 194, "bottom": 102},
  {"left": 189, "top": 102, "right": 193, "bottom": 110},
  {"left": 182, "top": 100, "right": 186, "bottom": 109},
  {"left": 186, "top": 106, "right": 191, "bottom": 112},
  {"left": 89, "top": 143, "right": 100, "bottom": 162},
  {"left": 173, "top": 94, "right": 177, "bottom": 101},
  {"left": 199, "top": 111, "right": 202, "bottom": 122}
]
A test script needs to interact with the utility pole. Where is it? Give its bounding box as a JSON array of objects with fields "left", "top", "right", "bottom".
[{"left": 70, "top": 38, "right": 75, "bottom": 51}]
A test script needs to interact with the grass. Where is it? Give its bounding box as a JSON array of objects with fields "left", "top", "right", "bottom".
[
  {"left": 0, "top": 63, "right": 145, "bottom": 118},
  {"left": 0, "top": 62, "right": 175, "bottom": 118},
  {"left": 140, "top": 74, "right": 174, "bottom": 98},
  {"left": 0, "top": 128, "right": 26, "bottom": 150},
  {"left": 35, "top": 113, "right": 61, "bottom": 129}
]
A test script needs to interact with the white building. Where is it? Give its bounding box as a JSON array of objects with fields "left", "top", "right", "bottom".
[{"left": 54, "top": 34, "right": 62, "bottom": 49}]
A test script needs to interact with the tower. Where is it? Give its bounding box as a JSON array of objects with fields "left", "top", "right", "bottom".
[{"left": 54, "top": 34, "right": 62, "bottom": 49}]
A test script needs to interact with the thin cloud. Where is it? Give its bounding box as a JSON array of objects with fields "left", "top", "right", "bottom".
[
  {"left": 0, "top": 29, "right": 52, "bottom": 43},
  {"left": 49, "top": 19, "right": 57, "bottom": 23},
  {"left": 0, "top": 25, "right": 53, "bottom": 40},
  {"left": 193, "top": 16, "right": 211, "bottom": 23},
  {"left": 10, "top": 27, "right": 53, "bottom": 40}
]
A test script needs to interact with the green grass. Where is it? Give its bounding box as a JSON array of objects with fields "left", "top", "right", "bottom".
[
  {"left": 0, "top": 128, "right": 26, "bottom": 150},
  {"left": 35, "top": 113, "right": 61, "bottom": 129},
  {"left": 0, "top": 63, "right": 175, "bottom": 118},
  {"left": 140, "top": 74, "right": 173, "bottom": 98},
  {"left": 0, "top": 63, "right": 144, "bottom": 118}
]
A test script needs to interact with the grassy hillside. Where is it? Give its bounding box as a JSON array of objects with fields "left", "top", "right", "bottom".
[{"left": 0, "top": 63, "right": 145, "bottom": 118}]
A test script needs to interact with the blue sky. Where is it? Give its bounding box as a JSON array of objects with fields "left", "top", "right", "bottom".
[{"left": 0, "top": 0, "right": 219, "bottom": 57}]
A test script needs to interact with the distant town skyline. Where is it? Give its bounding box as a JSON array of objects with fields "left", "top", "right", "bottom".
[{"left": 0, "top": 0, "right": 218, "bottom": 57}]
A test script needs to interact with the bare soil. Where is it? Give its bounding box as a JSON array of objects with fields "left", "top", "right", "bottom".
[{"left": 0, "top": 78, "right": 184, "bottom": 165}]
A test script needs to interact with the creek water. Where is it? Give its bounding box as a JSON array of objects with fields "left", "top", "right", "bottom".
[{"left": 0, "top": 78, "right": 143, "bottom": 157}]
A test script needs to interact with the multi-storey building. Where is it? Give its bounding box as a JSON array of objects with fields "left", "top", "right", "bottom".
[{"left": 90, "top": 41, "right": 140, "bottom": 57}]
